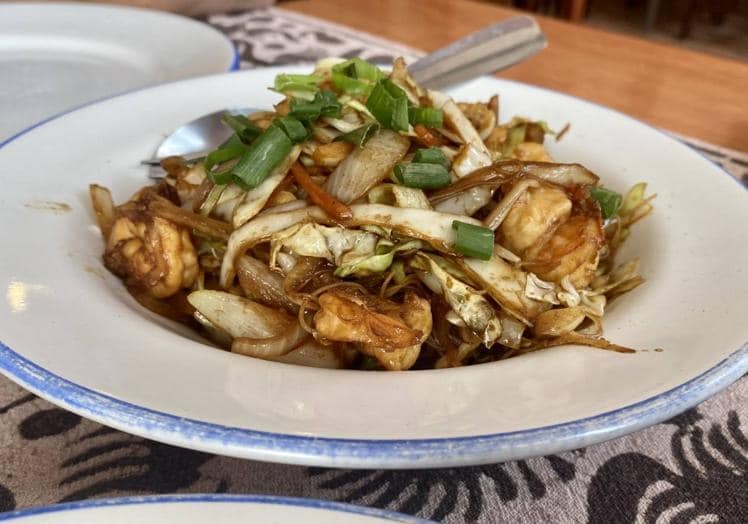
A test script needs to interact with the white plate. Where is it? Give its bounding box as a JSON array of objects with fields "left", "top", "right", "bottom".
[
  {"left": 0, "top": 494, "right": 430, "bottom": 523},
  {"left": 0, "top": 2, "right": 237, "bottom": 142},
  {"left": 0, "top": 67, "right": 746, "bottom": 469}
]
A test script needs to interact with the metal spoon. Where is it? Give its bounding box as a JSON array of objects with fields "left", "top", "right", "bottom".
[{"left": 144, "top": 15, "right": 545, "bottom": 168}]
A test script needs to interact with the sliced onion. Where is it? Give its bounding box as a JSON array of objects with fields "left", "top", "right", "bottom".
[
  {"left": 193, "top": 311, "right": 233, "bottom": 349},
  {"left": 429, "top": 161, "right": 522, "bottom": 205},
  {"left": 494, "top": 244, "right": 521, "bottom": 264},
  {"left": 521, "top": 162, "right": 599, "bottom": 186},
  {"left": 232, "top": 320, "right": 309, "bottom": 358},
  {"left": 368, "top": 184, "right": 431, "bottom": 209},
  {"left": 312, "top": 125, "right": 341, "bottom": 144},
  {"left": 427, "top": 90, "right": 495, "bottom": 216},
  {"left": 324, "top": 129, "right": 410, "bottom": 203},
  {"left": 270, "top": 340, "right": 347, "bottom": 368},
  {"left": 187, "top": 290, "right": 290, "bottom": 338},
  {"left": 429, "top": 155, "right": 520, "bottom": 215},
  {"left": 321, "top": 116, "right": 362, "bottom": 133},
  {"left": 483, "top": 179, "right": 540, "bottom": 230},
  {"left": 236, "top": 255, "right": 297, "bottom": 313},
  {"left": 428, "top": 89, "right": 487, "bottom": 148},
  {"left": 429, "top": 160, "right": 598, "bottom": 215}
]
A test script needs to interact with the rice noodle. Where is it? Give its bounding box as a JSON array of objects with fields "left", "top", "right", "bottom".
[{"left": 236, "top": 255, "right": 297, "bottom": 313}]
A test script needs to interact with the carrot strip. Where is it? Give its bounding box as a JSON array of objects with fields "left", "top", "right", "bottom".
[
  {"left": 290, "top": 162, "right": 352, "bottom": 223},
  {"left": 413, "top": 124, "right": 444, "bottom": 147}
]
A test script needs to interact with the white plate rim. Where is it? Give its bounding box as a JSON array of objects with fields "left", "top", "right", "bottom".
[
  {"left": 0, "top": 494, "right": 432, "bottom": 523},
  {"left": 0, "top": 75, "right": 746, "bottom": 468}
]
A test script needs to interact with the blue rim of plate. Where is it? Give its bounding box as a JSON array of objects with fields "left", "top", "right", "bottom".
[
  {"left": 0, "top": 70, "right": 746, "bottom": 468},
  {"left": 0, "top": 494, "right": 432, "bottom": 522}
]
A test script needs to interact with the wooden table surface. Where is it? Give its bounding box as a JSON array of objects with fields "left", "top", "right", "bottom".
[{"left": 283, "top": 0, "right": 748, "bottom": 152}]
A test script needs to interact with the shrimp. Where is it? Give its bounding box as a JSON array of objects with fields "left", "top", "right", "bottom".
[
  {"left": 314, "top": 288, "right": 432, "bottom": 370},
  {"left": 499, "top": 181, "right": 604, "bottom": 288},
  {"left": 500, "top": 183, "right": 572, "bottom": 254},
  {"left": 524, "top": 213, "right": 604, "bottom": 288},
  {"left": 103, "top": 198, "right": 198, "bottom": 298}
]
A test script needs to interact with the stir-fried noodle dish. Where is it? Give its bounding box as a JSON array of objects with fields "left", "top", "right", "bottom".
[{"left": 90, "top": 57, "right": 654, "bottom": 371}]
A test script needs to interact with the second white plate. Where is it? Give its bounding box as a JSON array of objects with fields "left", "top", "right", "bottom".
[
  {"left": 0, "top": 494, "right": 430, "bottom": 523},
  {"left": 0, "top": 2, "right": 237, "bottom": 142}
]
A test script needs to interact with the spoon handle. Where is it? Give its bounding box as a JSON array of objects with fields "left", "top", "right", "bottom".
[{"left": 408, "top": 16, "right": 546, "bottom": 89}]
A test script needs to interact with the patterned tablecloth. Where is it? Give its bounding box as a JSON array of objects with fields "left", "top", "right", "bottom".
[{"left": 0, "top": 8, "right": 746, "bottom": 523}]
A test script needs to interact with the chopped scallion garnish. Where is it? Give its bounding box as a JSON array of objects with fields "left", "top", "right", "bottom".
[
  {"left": 274, "top": 73, "right": 321, "bottom": 94},
  {"left": 272, "top": 116, "right": 309, "bottom": 143},
  {"left": 408, "top": 106, "right": 443, "bottom": 128},
  {"left": 331, "top": 58, "right": 383, "bottom": 96},
  {"left": 335, "top": 122, "right": 381, "bottom": 147},
  {"left": 589, "top": 187, "right": 622, "bottom": 219},
  {"left": 452, "top": 221, "right": 495, "bottom": 260},
  {"left": 229, "top": 124, "right": 293, "bottom": 190},
  {"left": 204, "top": 135, "right": 247, "bottom": 185},
  {"left": 412, "top": 147, "right": 450, "bottom": 169},
  {"left": 394, "top": 162, "right": 451, "bottom": 189},
  {"left": 289, "top": 89, "right": 341, "bottom": 122},
  {"left": 366, "top": 79, "right": 409, "bottom": 132},
  {"left": 316, "top": 90, "right": 342, "bottom": 118},
  {"left": 221, "top": 113, "right": 261, "bottom": 144}
]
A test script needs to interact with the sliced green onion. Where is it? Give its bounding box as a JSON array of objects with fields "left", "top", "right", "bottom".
[
  {"left": 289, "top": 97, "right": 320, "bottom": 121},
  {"left": 289, "top": 90, "right": 341, "bottom": 122},
  {"left": 408, "top": 106, "right": 444, "bottom": 128},
  {"left": 344, "top": 58, "right": 382, "bottom": 81},
  {"left": 358, "top": 355, "right": 381, "bottom": 370},
  {"left": 199, "top": 184, "right": 227, "bottom": 216},
  {"left": 620, "top": 182, "right": 647, "bottom": 215},
  {"left": 391, "top": 259, "right": 406, "bottom": 284},
  {"left": 331, "top": 58, "right": 382, "bottom": 96},
  {"left": 332, "top": 73, "right": 373, "bottom": 97},
  {"left": 316, "top": 90, "right": 342, "bottom": 118},
  {"left": 394, "top": 162, "right": 451, "bottom": 189},
  {"left": 536, "top": 120, "right": 555, "bottom": 135},
  {"left": 366, "top": 79, "right": 409, "bottom": 132},
  {"left": 341, "top": 97, "right": 375, "bottom": 119},
  {"left": 413, "top": 147, "right": 450, "bottom": 169},
  {"left": 502, "top": 124, "right": 526, "bottom": 157},
  {"left": 334, "top": 122, "right": 380, "bottom": 147},
  {"left": 221, "top": 113, "right": 262, "bottom": 144},
  {"left": 272, "top": 116, "right": 309, "bottom": 143},
  {"left": 274, "top": 73, "right": 321, "bottom": 94},
  {"left": 204, "top": 136, "right": 247, "bottom": 185},
  {"left": 589, "top": 186, "right": 622, "bottom": 219},
  {"left": 230, "top": 125, "right": 293, "bottom": 190},
  {"left": 452, "top": 221, "right": 495, "bottom": 260},
  {"left": 391, "top": 97, "right": 409, "bottom": 132}
]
